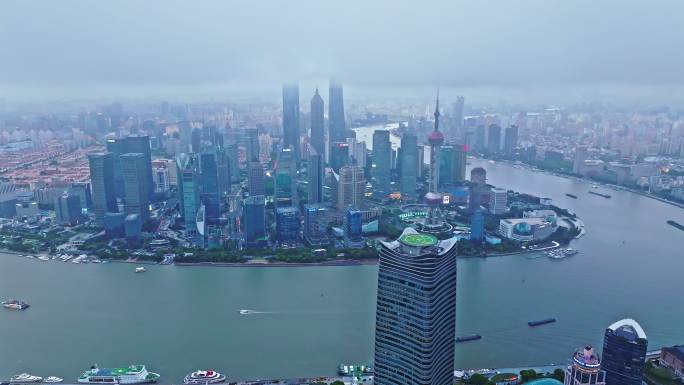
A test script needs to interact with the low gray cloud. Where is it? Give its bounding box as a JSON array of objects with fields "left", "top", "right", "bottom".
[{"left": 1, "top": 0, "right": 683, "bottom": 101}]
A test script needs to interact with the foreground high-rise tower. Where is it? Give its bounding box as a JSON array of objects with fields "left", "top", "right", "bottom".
[
  {"left": 601, "top": 319, "right": 648, "bottom": 385},
  {"left": 374, "top": 227, "right": 458, "bottom": 385}
]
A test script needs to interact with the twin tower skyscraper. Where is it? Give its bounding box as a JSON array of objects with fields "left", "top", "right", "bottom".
[{"left": 281, "top": 79, "right": 348, "bottom": 162}]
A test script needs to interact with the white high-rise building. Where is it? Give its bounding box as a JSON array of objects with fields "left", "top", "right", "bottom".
[
  {"left": 336, "top": 165, "right": 365, "bottom": 210},
  {"left": 153, "top": 166, "right": 170, "bottom": 194},
  {"left": 489, "top": 188, "right": 508, "bottom": 215}
]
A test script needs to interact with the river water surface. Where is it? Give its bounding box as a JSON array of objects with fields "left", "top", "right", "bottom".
[{"left": 1, "top": 153, "right": 683, "bottom": 383}]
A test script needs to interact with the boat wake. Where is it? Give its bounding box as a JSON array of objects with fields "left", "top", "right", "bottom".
[
  {"left": 239, "top": 309, "right": 277, "bottom": 315},
  {"left": 238, "top": 309, "right": 358, "bottom": 316}
]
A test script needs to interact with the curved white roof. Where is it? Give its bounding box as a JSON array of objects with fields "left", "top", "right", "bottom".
[{"left": 608, "top": 318, "right": 647, "bottom": 339}]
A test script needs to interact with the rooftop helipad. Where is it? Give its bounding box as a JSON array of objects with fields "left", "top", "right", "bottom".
[{"left": 400, "top": 233, "right": 438, "bottom": 247}]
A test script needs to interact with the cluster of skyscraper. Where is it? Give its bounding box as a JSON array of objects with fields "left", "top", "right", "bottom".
[
  {"left": 466, "top": 123, "right": 519, "bottom": 155},
  {"left": 240, "top": 80, "right": 363, "bottom": 247}
]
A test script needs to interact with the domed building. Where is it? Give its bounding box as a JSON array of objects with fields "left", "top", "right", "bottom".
[{"left": 564, "top": 346, "right": 606, "bottom": 385}]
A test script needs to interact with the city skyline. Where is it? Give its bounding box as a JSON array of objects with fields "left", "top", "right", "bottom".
[{"left": 1, "top": 2, "right": 684, "bottom": 385}]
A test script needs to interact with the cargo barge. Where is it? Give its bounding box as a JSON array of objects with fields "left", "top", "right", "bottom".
[
  {"left": 588, "top": 191, "right": 611, "bottom": 199},
  {"left": 456, "top": 334, "right": 483, "bottom": 343},
  {"left": 528, "top": 318, "right": 556, "bottom": 327}
]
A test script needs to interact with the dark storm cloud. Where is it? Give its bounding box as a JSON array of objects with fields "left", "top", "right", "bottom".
[{"left": 0, "top": 0, "right": 683, "bottom": 97}]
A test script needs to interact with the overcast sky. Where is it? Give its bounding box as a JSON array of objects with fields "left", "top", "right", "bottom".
[{"left": 1, "top": 0, "right": 683, "bottom": 105}]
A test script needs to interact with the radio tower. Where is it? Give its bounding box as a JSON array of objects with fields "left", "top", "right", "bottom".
[{"left": 424, "top": 90, "right": 444, "bottom": 226}]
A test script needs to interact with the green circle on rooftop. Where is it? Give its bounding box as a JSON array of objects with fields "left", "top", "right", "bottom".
[{"left": 400, "top": 233, "right": 438, "bottom": 247}]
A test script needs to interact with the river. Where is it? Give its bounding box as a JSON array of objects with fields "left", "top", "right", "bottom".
[{"left": 2, "top": 135, "right": 684, "bottom": 382}]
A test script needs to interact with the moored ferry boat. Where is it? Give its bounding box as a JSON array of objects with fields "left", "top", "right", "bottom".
[
  {"left": 9, "top": 373, "right": 43, "bottom": 383},
  {"left": 2, "top": 299, "right": 30, "bottom": 310},
  {"left": 78, "top": 365, "right": 160, "bottom": 384},
  {"left": 337, "top": 364, "right": 373, "bottom": 376},
  {"left": 183, "top": 370, "right": 226, "bottom": 384}
]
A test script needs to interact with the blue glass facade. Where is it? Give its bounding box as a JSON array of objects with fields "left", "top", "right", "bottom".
[
  {"left": 374, "top": 228, "right": 458, "bottom": 385},
  {"left": 439, "top": 145, "right": 455, "bottom": 186},
  {"left": 303, "top": 204, "right": 327, "bottom": 245},
  {"left": 601, "top": 319, "right": 648, "bottom": 385},
  {"left": 124, "top": 213, "right": 142, "bottom": 246},
  {"left": 276, "top": 206, "right": 299, "bottom": 243},
  {"left": 104, "top": 212, "right": 125, "bottom": 239},
  {"left": 200, "top": 151, "right": 220, "bottom": 223},
  {"left": 372, "top": 130, "right": 392, "bottom": 196},
  {"left": 88, "top": 152, "right": 118, "bottom": 224},
  {"left": 108, "top": 136, "right": 153, "bottom": 199},
  {"left": 307, "top": 152, "right": 324, "bottom": 204},
  {"left": 345, "top": 208, "right": 363, "bottom": 241},
  {"left": 275, "top": 147, "right": 297, "bottom": 208},
  {"left": 243, "top": 195, "right": 265, "bottom": 244},
  {"left": 55, "top": 194, "right": 82, "bottom": 225},
  {"left": 400, "top": 133, "right": 418, "bottom": 198},
  {"left": 470, "top": 209, "right": 484, "bottom": 241},
  {"left": 177, "top": 153, "right": 200, "bottom": 234},
  {"left": 121, "top": 153, "right": 150, "bottom": 222}
]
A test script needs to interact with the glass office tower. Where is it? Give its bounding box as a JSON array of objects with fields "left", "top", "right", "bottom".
[
  {"left": 601, "top": 319, "right": 648, "bottom": 385},
  {"left": 373, "top": 227, "right": 458, "bottom": 385}
]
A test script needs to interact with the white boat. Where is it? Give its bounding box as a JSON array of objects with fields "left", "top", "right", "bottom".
[
  {"left": 44, "top": 376, "right": 64, "bottom": 383},
  {"left": 183, "top": 370, "right": 226, "bottom": 384},
  {"left": 135, "top": 267, "right": 146, "bottom": 273},
  {"left": 239, "top": 309, "right": 252, "bottom": 315},
  {"left": 37, "top": 256, "right": 50, "bottom": 261},
  {"left": 10, "top": 373, "right": 43, "bottom": 383}
]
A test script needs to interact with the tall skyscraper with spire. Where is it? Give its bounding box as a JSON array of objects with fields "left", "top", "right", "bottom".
[
  {"left": 282, "top": 83, "right": 300, "bottom": 160},
  {"left": 310, "top": 88, "right": 325, "bottom": 158}
]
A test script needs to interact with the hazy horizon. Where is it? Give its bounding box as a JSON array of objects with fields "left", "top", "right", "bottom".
[{"left": 1, "top": 0, "right": 683, "bottom": 106}]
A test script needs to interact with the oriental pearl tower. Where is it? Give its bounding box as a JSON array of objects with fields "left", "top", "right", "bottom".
[{"left": 420, "top": 91, "right": 451, "bottom": 235}]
